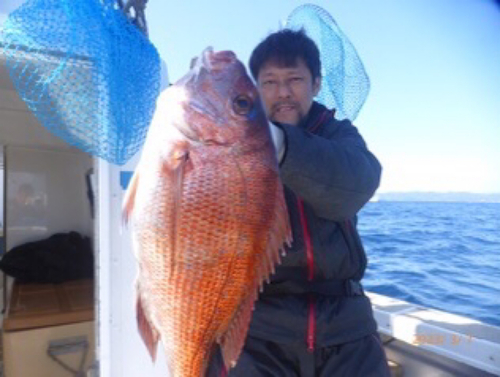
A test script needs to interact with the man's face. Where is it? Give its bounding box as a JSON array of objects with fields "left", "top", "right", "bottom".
[{"left": 256, "top": 58, "right": 321, "bottom": 126}]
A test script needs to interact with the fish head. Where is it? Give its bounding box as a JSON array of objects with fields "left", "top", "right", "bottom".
[{"left": 173, "top": 47, "right": 269, "bottom": 146}]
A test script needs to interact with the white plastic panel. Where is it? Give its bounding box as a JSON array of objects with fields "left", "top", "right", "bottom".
[
  {"left": 97, "top": 153, "right": 170, "bottom": 377},
  {"left": 5, "top": 146, "right": 93, "bottom": 251}
]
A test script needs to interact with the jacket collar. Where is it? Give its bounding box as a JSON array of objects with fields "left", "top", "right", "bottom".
[{"left": 298, "top": 101, "right": 335, "bottom": 133}]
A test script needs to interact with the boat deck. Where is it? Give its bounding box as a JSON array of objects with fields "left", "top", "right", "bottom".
[{"left": 369, "top": 291, "right": 500, "bottom": 376}]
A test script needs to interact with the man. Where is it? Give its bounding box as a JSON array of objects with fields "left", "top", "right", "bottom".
[{"left": 209, "top": 29, "right": 389, "bottom": 376}]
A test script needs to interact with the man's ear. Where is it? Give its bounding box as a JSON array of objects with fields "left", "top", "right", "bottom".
[{"left": 312, "top": 76, "right": 322, "bottom": 96}]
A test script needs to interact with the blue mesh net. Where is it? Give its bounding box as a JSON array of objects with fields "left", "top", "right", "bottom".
[
  {"left": 287, "top": 4, "right": 370, "bottom": 121},
  {"left": 0, "top": 0, "right": 160, "bottom": 165}
]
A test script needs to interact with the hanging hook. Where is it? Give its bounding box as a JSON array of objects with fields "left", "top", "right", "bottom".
[{"left": 118, "top": 0, "right": 150, "bottom": 36}]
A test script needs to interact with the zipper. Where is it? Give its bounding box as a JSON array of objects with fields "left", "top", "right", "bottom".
[
  {"left": 220, "top": 365, "right": 227, "bottom": 377},
  {"left": 297, "top": 197, "right": 316, "bottom": 352},
  {"left": 307, "top": 295, "right": 316, "bottom": 352},
  {"left": 294, "top": 106, "right": 331, "bottom": 353}
]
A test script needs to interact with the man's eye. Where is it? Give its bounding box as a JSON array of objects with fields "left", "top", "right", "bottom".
[
  {"left": 263, "top": 80, "right": 276, "bottom": 86},
  {"left": 291, "top": 77, "right": 303, "bottom": 82}
]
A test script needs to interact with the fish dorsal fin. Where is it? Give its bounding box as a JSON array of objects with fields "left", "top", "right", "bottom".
[
  {"left": 219, "top": 181, "right": 292, "bottom": 370},
  {"left": 136, "top": 290, "right": 160, "bottom": 361}
]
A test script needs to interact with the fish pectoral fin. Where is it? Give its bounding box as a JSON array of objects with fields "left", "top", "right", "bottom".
[
  {"left": 164, "top": 142, "right": 191, "bottom": 274},
  {"left": 136, "top": 293, "right": 160, "bottom": 362},
  {"left": 122, "top": 169, "right": 140, "bottom": 223},
  {"left": 218, "top": 288, "right": 257, "bottom": 371}
]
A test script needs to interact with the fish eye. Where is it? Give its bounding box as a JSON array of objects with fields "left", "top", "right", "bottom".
[{"left": 233, "top": 95, "right": 253, "bottom": 115}]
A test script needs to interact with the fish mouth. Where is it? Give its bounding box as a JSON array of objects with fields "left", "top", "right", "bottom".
[
  {"left": 201, "top": 47, "right": 237, "bottom": 71},
  {"left": 189, "top": 47, "right": 237, "bottom": 73},
  {"left": 178, "top": 48, "right": 239, "bottom": 146}
]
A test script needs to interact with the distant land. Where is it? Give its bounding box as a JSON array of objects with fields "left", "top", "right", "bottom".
[{"left": 374, "top": 192, "right": 500, "bottom": 203}]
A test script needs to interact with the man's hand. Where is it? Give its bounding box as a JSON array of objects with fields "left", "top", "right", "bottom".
[{"left": 269, "top": 122, "right": 285, "bottom": 163}]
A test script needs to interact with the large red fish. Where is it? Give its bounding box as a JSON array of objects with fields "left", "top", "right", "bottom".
[{"left": 123, "top": 48, "right": 291, "bottom": 377}]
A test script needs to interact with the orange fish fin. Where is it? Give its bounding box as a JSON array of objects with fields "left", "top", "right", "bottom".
[
  {"left": 163, "top": 143, "right": 191, "bottom": 273},
  {"left": 171, "top": 147, "right": 189, "bottom": 212},
  {"left": 122, "top": 169, "right": 140, "bottom": 223},
  {"left": 259, "top": 182, "right": 292, "bottom": 288},
  {"left": 136, "top": 292, "right": 160, "bottom": 362},
  {"left": 218, "top": 288, "right": 257, "bottom": 371}
]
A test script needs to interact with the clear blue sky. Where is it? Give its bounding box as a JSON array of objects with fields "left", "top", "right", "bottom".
[
  {"left": 145, "top": 0, "right": 500, "bottom": 194},
  {"left": 2, "top": 0, "right": 499, "bottom": 193}
]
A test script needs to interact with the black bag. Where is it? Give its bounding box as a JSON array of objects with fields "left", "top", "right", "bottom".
[{"left": 0, "top": 231, "right": 94, "bottom": 283}]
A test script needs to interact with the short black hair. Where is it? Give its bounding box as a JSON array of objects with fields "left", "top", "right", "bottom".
[{"left": 249, "top": 28, "right": 321, "bottom": 81}]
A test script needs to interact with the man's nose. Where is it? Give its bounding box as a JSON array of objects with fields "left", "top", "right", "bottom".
[{"left": 277, "top": 81, "right": 292, "bottom": 98}]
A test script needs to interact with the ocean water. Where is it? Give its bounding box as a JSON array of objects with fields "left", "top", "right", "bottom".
[{"left": 358, "top": 201, "right": 500, "bottom": 327}]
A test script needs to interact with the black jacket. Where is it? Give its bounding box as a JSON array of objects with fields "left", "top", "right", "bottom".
[{"left": 248, "top": 102, "right": 382, "bottom": 347}]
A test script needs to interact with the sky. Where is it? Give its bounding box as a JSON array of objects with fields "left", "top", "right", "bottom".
[
  {"left": 145, "top": 0, "right": 500, "bottom": 194},
  {"left": 1, "top": 0, "right": 499, "bottom": 193}
]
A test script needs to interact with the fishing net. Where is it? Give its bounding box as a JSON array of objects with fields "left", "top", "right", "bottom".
[
  {"left": 0, "top": 0, "right": 160, "bottom": 165},
  {"left": 287, "top": 4, "right": 370, "bottom": 121}
]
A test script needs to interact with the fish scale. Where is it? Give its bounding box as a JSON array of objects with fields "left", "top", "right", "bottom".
[{"left": 123, "top": 48, "right": 291, "bottom": 377}]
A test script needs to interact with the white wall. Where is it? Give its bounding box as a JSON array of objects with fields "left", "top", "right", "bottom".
[
  {"left": 0, "top": 89, "right": 78, "bottom": 150},
  {"left": 1, "top": 148, "right": 3, "bottom": 234},
  {"left": 5, "top": 146, "right": 93, "bottom": 250}
]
